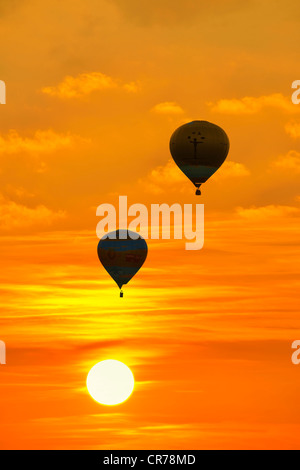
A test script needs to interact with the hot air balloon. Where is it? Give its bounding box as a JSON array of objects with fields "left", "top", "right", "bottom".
[
  {"left": 169, "top": 121, "right": 230, "bottom": 195},
  {"left": 97, "top": 229, "right": 148, "bottom": 297}
]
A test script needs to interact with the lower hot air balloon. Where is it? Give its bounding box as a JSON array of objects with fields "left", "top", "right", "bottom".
[
  {"left": 169, "top": 120, "right": 230, "bottom": 195},
  {"left": 97, "top": 229, "right": 148, "bottom": 297}
]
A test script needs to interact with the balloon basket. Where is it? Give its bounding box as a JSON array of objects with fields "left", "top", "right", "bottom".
[
  {"left": 120, "top": 290, "right": 124, "bottom": 298},
  {"left": 195, "top": 189, "right": 201, "bottom": 196}
]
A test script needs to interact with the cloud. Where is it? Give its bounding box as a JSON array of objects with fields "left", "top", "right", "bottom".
[
  {"left": 140, "top": 159, "right": 249, "bottom": 194},
  {"left": 285, "top": 121, "right": 300, "bottom": 138},
  {"left": 236, "top": 204, "right": 300, "bottom": 220},
  {"left": 209, "top": 93, "right": 297, "bottom": 115},
  {"left": 151, "top": 102, "right": 185, "bottom": 115},
  {"left": 272, "top": 150, "right": 300, "bottom": 173},
  {"left": 0, "top": 194, "right": 65, "bottom": 231},
  {"left": 0, "top": 0, "right": 25, "bottom": 17},
  {"left": 5, "top": 185, "right": 35, "bottom": 199},
  {"left": 0, "top": 129, "right": 83, "bottom": 154},
  {"left": 42, "top": 72, "right": 140, "bottom": 99},
  {"left": 122, "top": 81, "right": 141, "bottom": 93},
  {"left": 215, "top": 161, "right": 250, "bottom": 179},
  {"left": 140, "top": 159, "right": 185, "bottom": 194},
  {"left": 110, "top": 0, "right": 253, "bottom": 26}
]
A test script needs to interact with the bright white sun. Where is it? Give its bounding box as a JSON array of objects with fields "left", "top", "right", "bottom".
[{"left": 86, "top": 360, "right": 135, "bottom": 406}]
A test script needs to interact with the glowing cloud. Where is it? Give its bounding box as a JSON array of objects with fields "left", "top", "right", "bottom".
[
  {"left": 152, "top": 102, "right": 185, "bottom": 115},
  {"left": 139, "top": 159, "right": 249, "bottom": 194},
  {"left": 139, "top": 159, "right": 186, "bottom": 194},
  {"left": 215, "top": 161, "right": 250, "bottom": 179},
  {"left": 209, "top": 93, "right": 298, "bottom": 114},
  {"left": 273, "top": 150, "right": 300, "bottom": 173},
  {"left": 42, "top": 72, "right": 140, "bottom": 99},
  {"left": 285, "top": 121, "right": 300, "bottom": 138},
  {"left": 0, "top": 194, "right": 65, "bottom": 231},
  {"left": 236, "top": 204, "right": 300, "bottom": 220},
  {"left": 0, "top": 129, "right": 82, "bottom": 154}
]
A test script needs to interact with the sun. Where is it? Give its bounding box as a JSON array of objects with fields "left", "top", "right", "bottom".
[{"left": 86, "top": 360, "right": 135, "bottom": 406}]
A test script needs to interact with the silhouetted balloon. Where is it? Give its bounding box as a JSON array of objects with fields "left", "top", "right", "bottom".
[
  {"left": 97, "top": 230, "right": 148, "bottom": 297},
  {"left": 169, "top": 121, "right": 230, "bottom": 195}
]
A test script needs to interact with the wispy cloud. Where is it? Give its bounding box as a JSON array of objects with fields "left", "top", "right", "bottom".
[
  {"left": 140, "top": 159, "right": 250, "bottom": 194},
  {"left": 0, "top": 194, "right": 65, "bottom": 231},
  {"left": 0, "top": 129, "right": 83, "bottom": 154},
  {"left": 285, "top": 121, "right": 300, "bottom": 138},
  {"left": 110, "top": 0, "right": 253, "bottom": 26},
  {"left": 272, "top": 150, "right": 300, "bottom": 173},
  {"left": 42, "top": 72, "right": 140, "bottom": 99},
  {"left": 209, "top": 93, "right": 297, "bottom": 114},
  {"left": 139, "top": 159, "right": 186, "bottom": 194},
  {"left": 236, "top": 204, "right": 300, "bottom": 220},
  {"left": 122, "top": 81, "right": 141, "bottom": 93},
  {"left": 215, "top": 161, "right": 250, "bottom": 179},
  {"left": 151, "top": 102, "right": 185, "bottom": 115}
]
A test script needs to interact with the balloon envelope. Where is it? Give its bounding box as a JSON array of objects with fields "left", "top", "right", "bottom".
[
  {"left": 97, "top": 230, "right": 148, "bottom": 291},
  {"left": 169, "top": 121, "right": 230, "bottom": 193}
]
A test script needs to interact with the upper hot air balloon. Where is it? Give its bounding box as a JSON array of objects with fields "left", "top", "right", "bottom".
[
  {"left": 169, "top": 121, "right": 230, "bottom": 195},
  {"left": 97, "top": 229, "right": 148, "bottom": 297}
]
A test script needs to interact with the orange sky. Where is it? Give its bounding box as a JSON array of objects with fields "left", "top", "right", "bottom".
[{"left": 0, "top": 0, "right": 300, "bottom": 450}]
